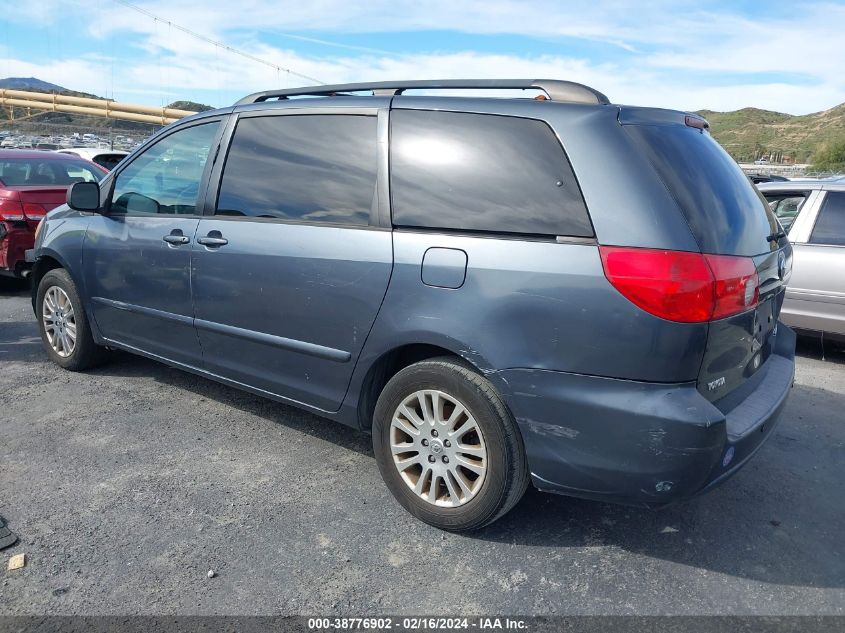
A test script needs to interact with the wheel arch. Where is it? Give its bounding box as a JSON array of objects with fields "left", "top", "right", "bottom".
[
  {"left": 29, "top": 250, "right": 103, "bottom": 342},
  {"left": 30, "top": 251, "right": 70, "bottom": 311},
  {"left": 355, "top": 339, "right": 494, "bottom": 432}
]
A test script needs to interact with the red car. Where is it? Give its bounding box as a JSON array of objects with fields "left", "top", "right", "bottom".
[{"left": 0, "top": 150, "right": 107, "bottom": 279}]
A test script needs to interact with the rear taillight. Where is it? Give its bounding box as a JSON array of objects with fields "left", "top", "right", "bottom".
[
  {"left": 0, "top": 198, "right": 25, "bottom": 222},
  {"left": 599, "top": 246, "right": 759, "bottom": 323},
  {"left": 22, "top": 203, "right": 47, "bottom": 221},
  {"left": 705, "top": 254, "right": 759, "bottom": 320}
]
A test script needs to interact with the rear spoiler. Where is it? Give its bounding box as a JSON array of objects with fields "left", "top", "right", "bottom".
[{"left": 618, "top": 106, "right": 709, "bottom": 130}]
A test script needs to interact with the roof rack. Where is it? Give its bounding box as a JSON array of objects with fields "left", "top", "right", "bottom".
[{"left": 234, "top": 79, "right": 610, "bottom": 106}]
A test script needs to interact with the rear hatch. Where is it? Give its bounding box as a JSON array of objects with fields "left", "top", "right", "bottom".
[{"left": 622, "top": 112, "right": 792, "bottom": 405}]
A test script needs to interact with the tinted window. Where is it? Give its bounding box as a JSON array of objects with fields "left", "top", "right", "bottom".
[
  {"left": 216, "top": 115, "right": 377, "bottom": 226},
  {"left": 764, "top": 193, "right": 809, "bottom": 232},
  {"left": 810, "top": 192, "right": 845, "bottom": 246},
  {"left": 0, "top": 158, "right": 103, "bottom": 186},
  {"left": 626, "top": 124, "right": 779, "bottom": 256},
  {"left": 110, "top": 122, "right": 219, "bottom": 216},
  {"left": 390, "top": 110, "right": 592, "bottom": 237}
]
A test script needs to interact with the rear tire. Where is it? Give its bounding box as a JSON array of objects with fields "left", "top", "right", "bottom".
[
  {"left": 373, "top": 357, "right": 529, "bottom": 531},
  {"left": 36, "top": 268, "right": 107, "bottom": 371}
]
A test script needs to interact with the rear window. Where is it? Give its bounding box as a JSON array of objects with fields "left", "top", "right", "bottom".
[
  {"left": 0, "top": 158, "right": 103, "bottom": 186},
  {"left": 390, "top": 110, "right": 593, "bottom": 237},
  {"left": 625, "top": 125, "right": 779, "bottom": 256}
]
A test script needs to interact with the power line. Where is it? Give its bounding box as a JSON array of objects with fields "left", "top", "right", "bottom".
[
  {"left": 110, "top": 0, "right": 324, "bottom": 85},
  {"left": 274, "top": 32, "right": 399, "bottom": 57}
]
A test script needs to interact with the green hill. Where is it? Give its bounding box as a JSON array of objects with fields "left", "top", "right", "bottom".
[
  {"left": 166, "top": 100, "right": 214, "bottom": 113},
  {"left": 698, "top": 103, "right": 845, "bottom": 164}
]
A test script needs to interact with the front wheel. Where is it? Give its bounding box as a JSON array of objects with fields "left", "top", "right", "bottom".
[
  {"left": 36, "top": 269, "right": 107, "bottom": 371},
  {"left": 373, "top": 357, "right": 529, "bottom": 531}
]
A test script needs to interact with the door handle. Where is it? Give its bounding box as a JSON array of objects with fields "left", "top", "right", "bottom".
[
  {"left": 197, "top": 231, "right": 228, "bottom": 247},
  {"left": 162, "top": 233, "right": 189, "bottom": 245}
]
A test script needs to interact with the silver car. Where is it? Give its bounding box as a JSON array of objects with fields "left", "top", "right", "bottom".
[{"left": 759, "top": 181, "right": 845, "bottom": 340}]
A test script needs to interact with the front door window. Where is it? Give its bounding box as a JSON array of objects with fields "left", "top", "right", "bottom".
[{"left": 109, "top": 122, "right": 220, "bottom": 216}]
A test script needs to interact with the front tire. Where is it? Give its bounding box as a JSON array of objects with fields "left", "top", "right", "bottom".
[
  {"left": 373, "top": 357, "right": 529, "bottom": 531},
  {"left": 36, "top": 269, "right": 106, "bottom": 371}
]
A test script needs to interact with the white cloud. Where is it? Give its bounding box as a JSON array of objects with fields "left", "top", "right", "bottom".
[
  {"left": 3, "top": 0, "right": 844, "bottom": 113},
  {"left": 5, "top": 47, "right": 841, "bottom": 115}
]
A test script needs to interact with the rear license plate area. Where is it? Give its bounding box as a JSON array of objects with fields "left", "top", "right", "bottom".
[{"left": 749, "top": 298, "right": 776, "bottom": 374}]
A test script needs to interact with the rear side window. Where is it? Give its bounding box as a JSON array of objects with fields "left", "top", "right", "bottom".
[
  {"left": 390, "top": 110, "right": 592, "bottom": 237},
  {"left": 216, "top": 114, "right": 377, "bottom": 226},
  {"left": 626, "top": 124, "right": 779, "bottom": 256},
  {"left": 810, "top": 192, "right": 845, "bottom": 246}
]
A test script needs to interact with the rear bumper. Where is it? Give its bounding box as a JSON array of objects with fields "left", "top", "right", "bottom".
[{"left": 498, "top": 324, "right": 796, "bottom": 507}]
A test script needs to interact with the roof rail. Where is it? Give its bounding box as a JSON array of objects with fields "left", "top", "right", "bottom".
[{"left": 234, "top": 79, "right": 610, "bottom": 106}]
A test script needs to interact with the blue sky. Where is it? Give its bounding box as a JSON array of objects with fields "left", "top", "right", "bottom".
[{"left": 1, "top": 0, "right": 844, "bottom": 114}]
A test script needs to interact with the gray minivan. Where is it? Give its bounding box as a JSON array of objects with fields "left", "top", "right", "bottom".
[{"left": 28, "top": 80, "right": 796, "bottom": 531}]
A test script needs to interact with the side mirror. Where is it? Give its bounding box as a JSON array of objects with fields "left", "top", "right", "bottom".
[{"left": 67, "top": 181, "right": 101, "bottom": 212}]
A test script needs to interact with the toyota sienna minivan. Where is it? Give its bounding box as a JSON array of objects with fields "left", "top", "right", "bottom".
[{"left": 28, "top": 80, "right": 796, "bottom": 531}]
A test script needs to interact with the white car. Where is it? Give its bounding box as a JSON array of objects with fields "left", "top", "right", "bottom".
[{"left": 56, "top": 148, "right": 128, "bottom": 171}]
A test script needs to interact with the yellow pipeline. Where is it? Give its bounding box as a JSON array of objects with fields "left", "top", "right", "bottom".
[{"left": 0, "top": 89, "right": 197, "bottom": 125}]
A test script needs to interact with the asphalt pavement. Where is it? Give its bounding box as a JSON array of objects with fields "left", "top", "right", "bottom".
[{"left": 1, "top": 280, "right": 844, "bottom": 615}]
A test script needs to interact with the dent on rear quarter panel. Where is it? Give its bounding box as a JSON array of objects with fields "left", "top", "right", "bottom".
[{"left": 364, "top": 232, "right": 708, "bottom": 382}]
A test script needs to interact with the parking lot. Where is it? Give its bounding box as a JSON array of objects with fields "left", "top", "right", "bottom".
[{"left": 1, "top": 281, "right": 844, "bottom": 615}]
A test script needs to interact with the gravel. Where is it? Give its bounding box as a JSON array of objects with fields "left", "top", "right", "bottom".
[{"left": 1, "top": 281, "right": 844, "bottom": 615}]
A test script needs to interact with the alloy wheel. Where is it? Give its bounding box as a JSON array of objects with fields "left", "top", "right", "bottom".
[
  {"left": 390, "top": 389, "right": 488, "bottom": 507},
  {"left": 42, "top": 286, "right": 77, "bottom": 358}
]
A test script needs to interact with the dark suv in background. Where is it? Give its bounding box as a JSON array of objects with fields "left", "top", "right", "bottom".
[{"left": 28, "top": 80, "right": 795, "bottom": 531}]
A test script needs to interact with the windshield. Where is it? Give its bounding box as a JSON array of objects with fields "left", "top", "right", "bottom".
[{"left": 0, "top": 157, "right": 104, "bottom": 186}]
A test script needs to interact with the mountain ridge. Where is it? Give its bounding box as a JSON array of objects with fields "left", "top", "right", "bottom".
[
  {"left": 0, "top": 77, "right": 67, "bottom": 92},
  {"left": 696, "top": 103, "right": 845, "bottom": 163}
]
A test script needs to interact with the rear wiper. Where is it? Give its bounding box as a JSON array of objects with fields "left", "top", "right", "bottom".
[{"left": 767, "top": 230, "right": 786, "bottom": 243}]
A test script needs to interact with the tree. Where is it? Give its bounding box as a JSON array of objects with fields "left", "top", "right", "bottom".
[{"left": 811, "top": 140, "right": 845, "bottom": 172}]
